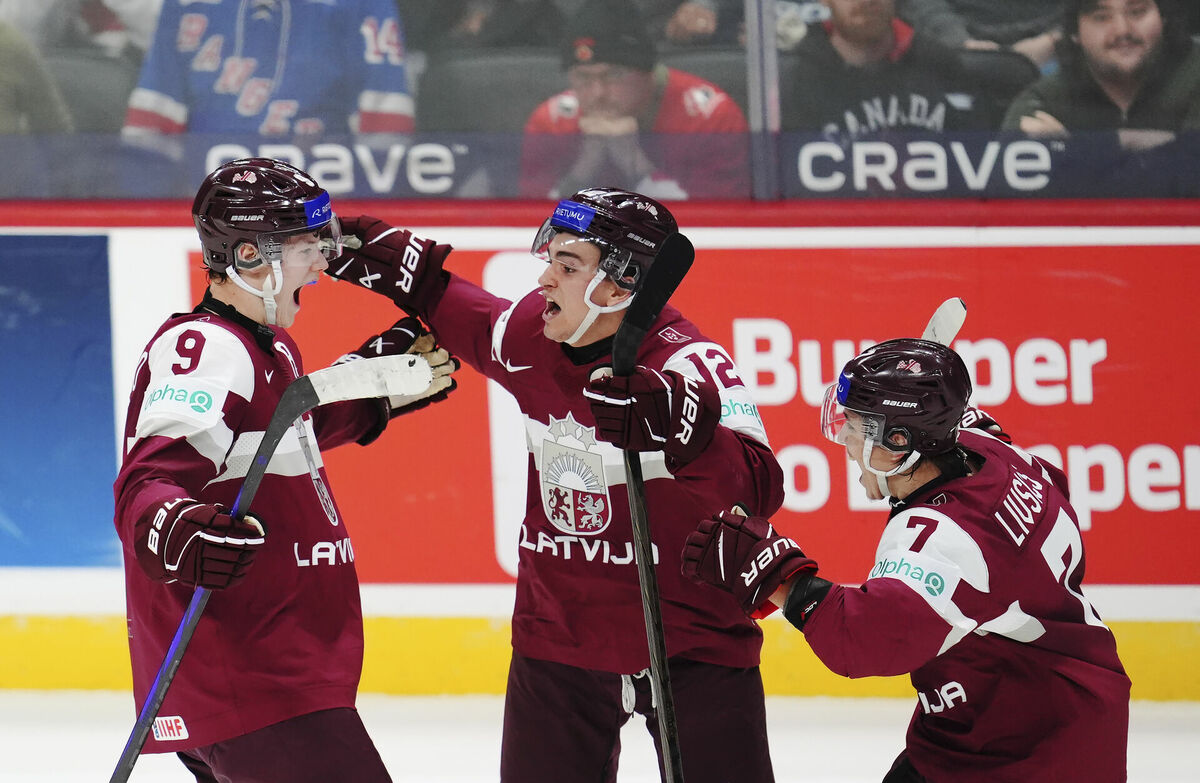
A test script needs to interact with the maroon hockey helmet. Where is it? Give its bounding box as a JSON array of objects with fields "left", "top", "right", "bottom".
[
  {"left": 192, "top": 157, "right": 341, "bottom": 272},
  {"left": 822, "top": 338, "right": 972, "bottom": 456},
  {"left": 531, "top": 187, "right": 679, "bottom": 292}
]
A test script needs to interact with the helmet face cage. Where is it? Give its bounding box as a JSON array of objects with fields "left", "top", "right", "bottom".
[
  {"left": 824, "top": 339, "right": 972, "bottom": 457},
  {"left": 193, "top": 158, "right": 342, "bottom": 273},
  {"left": 531, "top": 189, "right": 677, "bottom": 292}
]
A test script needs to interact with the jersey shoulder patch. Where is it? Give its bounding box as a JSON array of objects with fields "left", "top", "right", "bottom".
[
  {"left": 139, "top": 319, "right": 254, "bottom": 435},
  {"left": 873, "top": 507, "right": 990, "bottom": 612}
]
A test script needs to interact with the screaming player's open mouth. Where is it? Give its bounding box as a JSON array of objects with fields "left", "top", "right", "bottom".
[{"left": 543, "top": 297, "right": 560, "bottom": 321}]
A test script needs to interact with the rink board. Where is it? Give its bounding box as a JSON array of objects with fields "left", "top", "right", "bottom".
[
  {"left": 0, "top": 207, "right": 1197, "bottom": 699},
  {"left": 1, "top": 598, "right": 1197, "bottom": 701}
]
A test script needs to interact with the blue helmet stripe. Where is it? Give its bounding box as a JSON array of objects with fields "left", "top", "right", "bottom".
[
  {"left": 304, "top": 191, "right": 332, "bottom": 227},
  {"left": 550, "top": 200, "right": 596, "bottom": 233}
]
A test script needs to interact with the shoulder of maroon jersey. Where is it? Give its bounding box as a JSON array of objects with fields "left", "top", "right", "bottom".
[
  {"left": 638, "top": 305, "right": 707, "bottom": 358},
  {"left": 174, "top": 311, "right": 266, "bottom": 355},
  {"left": 922, "top": 431, "right": 1063, "bottom": 540},
  {"left": 492, "top": 289, "right": 559, "bottom": 369}
]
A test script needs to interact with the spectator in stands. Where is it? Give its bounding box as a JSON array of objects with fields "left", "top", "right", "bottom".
[
  {"left": 640, "top": 0, "right": 743, "bottom": 45},
  {"left": 402, "top": 1, "right": 741, "bottom": 52},
  {"left": 1002, "top": 0, "right": 1200, "bottom": 150},
  {"left": 780, "top": 0, "right": 990, "bottom": 142},
  {"left": 0, "top": 0, "right": 159, "bottom": 61},
  {"left": 121, "top": 0, "right": 414, "bottom": 157},
  {"left": 896, "top": 0, "right": 1066, "bottom": 69},
  {"left": 519, "top": 0, "right": 750, "bottom": 199},
  {"left": 398, "top": 1, "right": 564, "bottom": 51},
  {"left": 0, "top": 19, "right": 74, "bottom": 134}
]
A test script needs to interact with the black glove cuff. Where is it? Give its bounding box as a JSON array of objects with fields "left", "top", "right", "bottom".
[
  {"left": 356, "top": 398, "right": 391, "bottom": 446},
  {"left": 782, "top": 573, "right": 833, "bottom": 632}
]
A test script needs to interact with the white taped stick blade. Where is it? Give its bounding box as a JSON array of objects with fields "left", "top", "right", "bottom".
[
  {"left": 307, "top": 354, "right": 433, "bottom": 405},
  {"left": 921, "top": 298, "right": 967, "bottom": 347}
]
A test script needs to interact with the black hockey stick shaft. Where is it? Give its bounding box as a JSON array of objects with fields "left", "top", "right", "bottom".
[
  {"left": 109, "top": 378, "right": 321, "bottom": 783},
  {"left": 612, "top": 232, "right": 694, "bottom": 783}
]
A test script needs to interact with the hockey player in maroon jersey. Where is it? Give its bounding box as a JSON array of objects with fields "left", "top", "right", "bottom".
[
  {"left": 327, "top": 188, "right": 785, "bottom": 781},
  {"left": 113, "top": 157, "right": 455, "bottom": 782},
  {"left": 683, "top": 338, "right": 1131, "bottom": 782}
]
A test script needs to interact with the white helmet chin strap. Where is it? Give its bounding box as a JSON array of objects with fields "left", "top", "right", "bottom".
[
  {"left": 228, "top": 259, "right": 285, "bottom": 326},
  {"left": 565, "top": 269, "right": 632, "bottom": 346},
  {"left": 861, "top": 438, "right": 922, "bottom": 497}
]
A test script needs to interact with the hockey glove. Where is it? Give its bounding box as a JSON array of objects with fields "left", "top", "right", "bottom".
[
  {"left": 584, "top": 366, "right": 720, "bottom": 466},
  {"left": 681, "top": 509, "right": 817, "bottom": 618},
  {"left": 138, "top": 499, "right": 266, "bottom": 590},
  {"left": 960, "top": 405, "right": 1012, "bottom": 444},
  {"left": 327, "top": 215, "right": 451, "bottom": 313},
  {"left": 333, "top": 317, "right": 459, "bottom": 417}
]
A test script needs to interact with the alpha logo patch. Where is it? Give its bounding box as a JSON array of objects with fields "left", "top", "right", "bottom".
[{"left": 541, "top": 412, "right": 611, "bottom": 535}]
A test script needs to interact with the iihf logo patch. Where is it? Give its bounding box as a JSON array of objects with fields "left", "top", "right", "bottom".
[
  {"left": 540, "top": 412, "right": 611, "bottom": 535},
  {"left": 152, "top": 715, "right": 189, "bottom": 741},
  {"left": 657, "top": 326, "right": 689, "bottom": 344}
]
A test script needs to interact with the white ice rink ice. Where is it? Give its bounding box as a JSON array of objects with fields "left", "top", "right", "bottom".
[{"left": 1, "top": 692, "right": 1196, "bottom": 781}]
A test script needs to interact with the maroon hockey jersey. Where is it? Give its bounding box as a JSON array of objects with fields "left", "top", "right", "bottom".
[
  {"left": 803, "top": 430, "right": 1130, "bottom": 782},
  {"left": 113, "top": 302, "right": 383, "bottom": 752},
  {"left": 428, "top": 275, "right": 784, "bottom": 673}
]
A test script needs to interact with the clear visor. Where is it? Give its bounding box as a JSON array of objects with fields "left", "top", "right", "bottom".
[
  {"left": 820, "top": 384, "right": 882, "bottom": 445},
  {"left": 531, "top": 220, "right": 636, "bottom": 287},
  {"left": 252, "top": 215, "right": 344, "bottom": 267}
]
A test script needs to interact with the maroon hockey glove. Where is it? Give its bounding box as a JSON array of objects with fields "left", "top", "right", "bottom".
[
  {"left": 584, "top": 367, "right": 720, "bottom": 466},
  {"left": 138, "top": 500, "right": 266, "bottom": 590},
  {"left": 334, "top": 316, "right": 460, "bottom": 419},
  {"left": 681, "top": 509, "right": 817, "bottom": 618},
  {"left": 960, "top": 404, "right": 1012, "bottom": 444},
  {"left": 328, "top": 215, "right": 451, "bottom": 313},
  {"left": 334, "top": 316, "right": 424, "bottom": 362}
]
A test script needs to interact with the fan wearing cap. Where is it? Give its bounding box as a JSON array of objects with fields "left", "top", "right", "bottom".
[
  {"left": 682, "top": 338, "right": 1131, "bottom": 783},
  {"left": 329, "top": 188, "right": 785, "bottom": 781},
  {"left": 519, "top": 0, "right": 750, "bottom": 199}
]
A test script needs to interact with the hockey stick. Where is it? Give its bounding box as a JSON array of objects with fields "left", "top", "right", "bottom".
[
  {"left": 612, "top": 232, "right": 695, "bottom": 783},
  {"left": 921, "top": 297, "right": 967, "bottom": 346},
  {"left": 110, "top": 354, "right": 433, "bottom": 783}
]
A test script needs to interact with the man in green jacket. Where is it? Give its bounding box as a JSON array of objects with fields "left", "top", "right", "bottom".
[{"left": 1003, "top": 0, "right": 1200, "bottom": 150}]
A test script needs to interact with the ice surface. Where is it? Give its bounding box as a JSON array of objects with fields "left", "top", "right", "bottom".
[{"left": 0, "top": 692, "right": 1195, "bottom": 781}]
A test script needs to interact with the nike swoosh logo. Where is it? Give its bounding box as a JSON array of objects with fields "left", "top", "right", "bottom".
[{"left": 501, "top": 358, "right": 533, "bottom": 373}]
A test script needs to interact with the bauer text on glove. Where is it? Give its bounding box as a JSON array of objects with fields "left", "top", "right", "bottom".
[
  {"left": 137, "top": 499, "right": 265, "bottom": 590},
  {"left": 327, "top": 215, "right": 451, "bottom": 312},
  {"left": 681, "top": 509, "right": 817, "bottom": 618},
  {"left": 583, "top": 366, "right": 719, "bottom": 466}
]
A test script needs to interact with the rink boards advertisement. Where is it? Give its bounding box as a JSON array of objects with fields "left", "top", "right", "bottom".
[{"left": 1, "top": 207, "right": 1198, "bottom": 699}]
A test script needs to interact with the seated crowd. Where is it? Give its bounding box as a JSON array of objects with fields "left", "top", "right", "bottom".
[{"left": 1, "top": 0, "right": 1198, "bottom": 196}]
